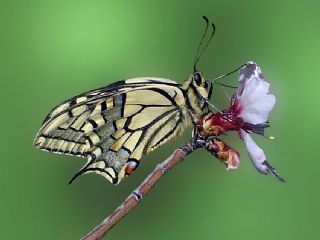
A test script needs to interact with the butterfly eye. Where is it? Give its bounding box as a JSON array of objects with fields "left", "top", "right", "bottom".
[{"left": 193, "top": 72, "right": 202, "bottom": 86}]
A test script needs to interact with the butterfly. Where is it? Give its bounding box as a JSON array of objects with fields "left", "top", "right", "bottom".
[{"left": 34, "top": 17, "right": 217, "bottom": 185}]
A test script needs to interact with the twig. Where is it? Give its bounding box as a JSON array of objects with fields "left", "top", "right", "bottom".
[{"left": 81, "top": 138, "right": 202, "bottom": 240}]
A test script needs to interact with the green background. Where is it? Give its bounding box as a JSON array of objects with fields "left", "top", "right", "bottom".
[{"left": 1, "top": 0, "right": 319, "bottom": 239}]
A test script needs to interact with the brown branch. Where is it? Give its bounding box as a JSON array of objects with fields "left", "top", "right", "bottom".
[{"left": 80, "top": 138, "right": 201, "bottom": 240}]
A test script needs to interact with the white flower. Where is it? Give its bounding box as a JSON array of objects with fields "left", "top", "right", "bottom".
[{"left": 235, "top": 62, "right": 284, "bottom": 181}]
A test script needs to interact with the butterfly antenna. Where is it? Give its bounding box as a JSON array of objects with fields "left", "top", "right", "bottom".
[
  {"left": 209, "top": 64, "right": 247, "bottom": 82},
  {"left": 214, "top": 82, "right": 237, "bottom": 89},
  {"left": 193, "top": 16, "right": 210, "bottom": 72},
  {"left": 194, "top": 21, "right": 216, "bottom": 71}
]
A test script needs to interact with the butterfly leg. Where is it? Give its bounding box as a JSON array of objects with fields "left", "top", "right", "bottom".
[{"left": 192, "top": 127, "right": 198, "bottom": 138}]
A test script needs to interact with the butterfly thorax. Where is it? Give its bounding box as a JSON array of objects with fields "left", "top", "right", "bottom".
[{"left": 182, "top": 73, "right": 211, "bottom": 123}]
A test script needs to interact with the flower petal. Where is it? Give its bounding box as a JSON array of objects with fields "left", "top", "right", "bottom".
[
  {"left": 241, "top": 130, "right": 266, "bottom": 171},
  {"left": 240, "top": 93, "right": 276, "bottom": 124},
  {"left": 240, "top": 130, "right": 285, "bottom": 182},
  {"left": 238, "top": 61, "right": 263, "bottom": 82},
  {"left": 237, "top": 62, "right": 276, "bottom": 124}
]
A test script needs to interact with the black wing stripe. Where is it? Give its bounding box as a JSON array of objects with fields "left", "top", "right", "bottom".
[
  {"left": 148, "top": 88, "right": 178, "bottom": 106},
  {"left": 128, "top": 108, "right": 179, "bottom": 157},
  {"left": 87, "top": 119, "right": 98, "bottom": 129},
  {"left": 37, "top": 134, "right": 85, "bottom": 145},
  {"left": 100, "top": 101, "right": 107, "bottom": 111},
  {"left": 149, "top": 113, "right": 182, "bottom": 150}
]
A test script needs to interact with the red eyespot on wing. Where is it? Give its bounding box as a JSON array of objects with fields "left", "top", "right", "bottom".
[{"left": 125, "top": 160, "right": 138, "bottom": 175}]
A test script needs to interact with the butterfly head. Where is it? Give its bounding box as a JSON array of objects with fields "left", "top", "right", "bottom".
[
  {"left": 182, "top": 71, "right": 213, "bottom": 120},
  {"left": 191, "top": 71, "right": 213, "bottom": 100}
]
